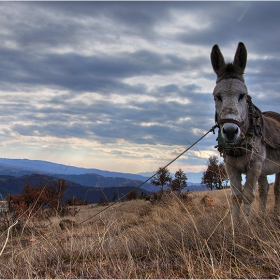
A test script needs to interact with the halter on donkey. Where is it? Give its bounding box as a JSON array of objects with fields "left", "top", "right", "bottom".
[{"left": 211, "top": 42, "right": 280, "bottom": 220}]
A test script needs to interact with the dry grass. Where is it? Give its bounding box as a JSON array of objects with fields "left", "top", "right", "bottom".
[{"left": 0, "top": 187, "right": 280, "bottom": 279}]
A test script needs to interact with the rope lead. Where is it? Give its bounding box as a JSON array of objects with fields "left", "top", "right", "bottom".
[{"left": 79, "top": 124, "right": 219, "bottom": 225}]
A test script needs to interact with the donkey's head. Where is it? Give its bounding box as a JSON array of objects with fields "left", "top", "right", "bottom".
[{"left": 211, "top": 42, "right": 249, "bottom": 144}]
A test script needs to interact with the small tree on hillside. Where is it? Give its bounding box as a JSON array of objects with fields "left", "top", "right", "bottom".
[
  {"left": 126, "top": 189, "right": 138, "bottom": 201},
  {"left": 45, "top": 179, "right": 67, "bottom": 211},
  {"left": 201, "top": 156, "right": 228, "bottom": 190},
  {"left": 169, "top": 168, "right": 188, "bottom": 194},
  {"left": 150, "top": 166, "right": 172, "bottom": 194}
]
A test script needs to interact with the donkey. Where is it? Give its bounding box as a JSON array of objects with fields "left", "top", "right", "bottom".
[{"left": 211, "top": 42, "right": 280, "bottom": 220}]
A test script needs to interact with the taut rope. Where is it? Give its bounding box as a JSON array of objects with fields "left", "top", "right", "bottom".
[{"left": 78, "top": 124, "right": 219, "bottom": 225}]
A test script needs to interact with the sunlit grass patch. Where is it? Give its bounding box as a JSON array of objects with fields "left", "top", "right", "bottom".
[{"left": 0, "top": 189, "right": 279, "bottom": 278}]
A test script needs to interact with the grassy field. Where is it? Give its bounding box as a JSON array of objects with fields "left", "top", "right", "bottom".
[{"left": 0, "top": 187, "right": 280, "bottom": 278}]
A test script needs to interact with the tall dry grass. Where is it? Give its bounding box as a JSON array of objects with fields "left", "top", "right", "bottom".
[{"left": 0, "top": 187, "right": 279, "bottom": 278}]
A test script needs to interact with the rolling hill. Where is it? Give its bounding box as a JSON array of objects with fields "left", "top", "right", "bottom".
[{"left": 0, "top": 174, "right": 150, "bottom": 204}]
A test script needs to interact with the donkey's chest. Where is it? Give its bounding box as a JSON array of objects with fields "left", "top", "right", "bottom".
[{"left": 225, "top": 156, "right": 252, "bottom": 174}]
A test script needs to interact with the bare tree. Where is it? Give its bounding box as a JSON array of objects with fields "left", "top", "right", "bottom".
[
  {"left": 201, "top": 156, "right": 228, "bottom": 190},
  {"left": 150, "top": 166, "right": 172, "bottom": 194},
  {"left": 169, "top": 168, "right": 188, "bottom": 194}
]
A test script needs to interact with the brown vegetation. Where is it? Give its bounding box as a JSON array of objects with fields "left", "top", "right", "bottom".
[
  {"left": 6, "top": 179, "right": 68, "bottom": 217},
  {"left": 0, "top": 187, "right": 279, "bottom": 278}
]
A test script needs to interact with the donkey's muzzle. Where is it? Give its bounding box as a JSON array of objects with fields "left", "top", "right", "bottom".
[{"left": 221, "top": 123, "right": 241, "bottom": 143}]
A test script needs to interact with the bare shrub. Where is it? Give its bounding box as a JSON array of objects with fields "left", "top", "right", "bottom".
[
  {"left": 126, "top": 189, "right": 137, "bottom": 201},
  {"left": 7, "top": 179, "right": 67, "bottom": 219}
]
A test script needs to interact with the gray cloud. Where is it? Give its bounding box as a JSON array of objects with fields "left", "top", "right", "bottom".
[{"left": 0, "top": 47, "right": 189, "bottom": 93}]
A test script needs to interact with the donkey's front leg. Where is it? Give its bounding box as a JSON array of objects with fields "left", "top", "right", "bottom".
[
  {"left": 226, "top": 164, "right": 243, "bottom": 220},
  {"left": 243, "top": 163, "right": 262, "bottom": 219},
  {"left": 258, "top": 175, "right": 269, "bottom": 216},
  {"left": 274, "top": 173, "right": 280, "bottom": 216}
]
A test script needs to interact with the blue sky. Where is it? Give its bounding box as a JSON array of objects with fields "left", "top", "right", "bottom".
[{"left": 0, "top": 1, "right": 280, "bottom": 175}]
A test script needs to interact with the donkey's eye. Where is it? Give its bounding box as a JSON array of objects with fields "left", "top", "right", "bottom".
[
  {"left": 238, "top": 93, "right": 245, "bottom": 102},
  {"left": 215, "top": 95, "right": 222, "bottom": 102}
]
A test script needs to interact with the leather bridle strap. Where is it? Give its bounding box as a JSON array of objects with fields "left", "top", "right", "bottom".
[{"left": 218, "top": 119, "right": 244, "bottom": 127}]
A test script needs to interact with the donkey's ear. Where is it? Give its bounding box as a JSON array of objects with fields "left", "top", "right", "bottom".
[
  {"left": 233, "top": 42, "right": 247, "bottom": 74},
  {"left": 211, "top": 44, "right": 226, "bottom": 76}
]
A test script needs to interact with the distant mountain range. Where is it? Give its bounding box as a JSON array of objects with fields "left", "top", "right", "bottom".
[
  {"left": 0, "top": 158, "right": 208, "bottom": 202},
  {"left": 0, "top": 158, "right": 148, "bottom": 181},
  {"left": 0, "top": 158, "right": 205, "bottom": 183}
]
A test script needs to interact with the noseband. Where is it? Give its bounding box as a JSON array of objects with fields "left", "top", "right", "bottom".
[
  {"left": 218, "top": 118, "right": 244, "bottom": 128},
  {"left": 215, "top": 95, "right": 262, "bottom": 157}
]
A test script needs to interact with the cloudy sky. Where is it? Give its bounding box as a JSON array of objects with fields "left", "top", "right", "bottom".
[{"left": 0, "top": 1, "right": 280, "bottom": 176}]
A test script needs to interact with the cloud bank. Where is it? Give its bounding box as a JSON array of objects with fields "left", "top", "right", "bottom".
[{"left": 0, "top": 2, "right": 279, "bottom": 174}]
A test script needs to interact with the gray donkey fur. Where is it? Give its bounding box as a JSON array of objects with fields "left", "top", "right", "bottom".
[{"left": 211, "top": 42, "right": 280, "bottom": 220}]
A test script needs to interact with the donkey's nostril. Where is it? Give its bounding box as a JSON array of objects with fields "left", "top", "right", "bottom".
[
  {"left": 222, "top": 123, "right": 240, "bottom": 143},
  {"left": 223, "top": 126, "right": 238, "bottom": 136}
]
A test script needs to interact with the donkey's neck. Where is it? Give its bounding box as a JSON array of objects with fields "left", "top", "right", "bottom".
[{"left": 246, "top": 95, "right": 262, "bottom": 137}]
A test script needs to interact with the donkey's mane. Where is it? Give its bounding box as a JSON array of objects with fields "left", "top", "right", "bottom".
[
  {"left": 225, "top": 62, "right": 235, "bottom": 73},
  {"left": 217, "top": 62, "right": 245, "bottom": 83}
]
